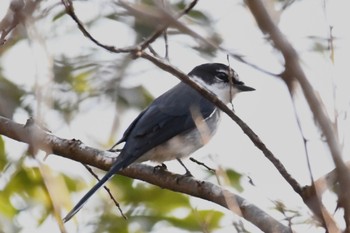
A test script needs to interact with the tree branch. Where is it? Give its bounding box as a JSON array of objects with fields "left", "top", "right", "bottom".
[
  {"left": 61, "top": 0, "right": 137, "bottom": 53},
  {"left": 246, "top": 0, "right": 345, "bottom": 231},
  {"left": 0, "top": 115, "right": 292, "bottom": 233}
]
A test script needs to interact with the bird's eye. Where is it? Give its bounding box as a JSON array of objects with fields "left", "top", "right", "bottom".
[{"left": 216, "top": 72, "right": 228, "bottom": 81}]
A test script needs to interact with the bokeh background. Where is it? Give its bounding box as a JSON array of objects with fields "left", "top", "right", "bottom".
[{"left": 0, "top": 0, "right": 349, "bottom": 232}]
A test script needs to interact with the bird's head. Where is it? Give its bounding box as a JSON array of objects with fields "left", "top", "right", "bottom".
[{"left": 189, "top": 63, "right": 255, "bottom": 103}]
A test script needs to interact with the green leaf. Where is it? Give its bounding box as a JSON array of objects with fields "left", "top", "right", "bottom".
[
  {"left": 117, "top": 85, "right": 154, "bottom": 109},
  {"left": 0, "top": 192, "right": 18, "bottom": 218},
  {"left": 175, "top": 1, "right": 211, "bottom": 23},
  {"left": 72, "top": 70, "right": 92, "bottom": 94},
  {"left": 0, "top": 160, "right": 50, "bottom": 220},
  {"left": 97, "top": 212, "right": 130, "bottom": 233},
  {"left": 62, "top": 173, "right": 83, "bottom": 192},
  {"left": 52, "top": 10, "right": 66, "bottom": 21},
  {"left": 311, "top": 41, "right": 328, "bottom": 53},
  {"left": 105, "top": 13, "right": 120, "bottom": 21},
  {"left": 225, "top": 168, "right": 243, "bottom": 192},
  {"left": 98, "top": 204, "right": 224, "bottom": 233},
  {"left": 0, "top": 76, "right": 25, "bottom": 118},
  {"left": 166, "top": 209, "right": 224, "bottom": 231},
  {"left": 53, "top": 59, "right": 74, "bottom": 84},
  {"left": 192, "top": 32, "right": 222, "bottom": 57},
  {"left": 98, "top": 176, "right": 224, "bottom": 232},
  {"left": 188, "top": 10, "right": 211, "bottom": 23},
  {"left": 110, "top": 176, "right": 190, "bottom": 212},
  {"left": 141, "top": 186, "right": 190, "bottom": 213}
]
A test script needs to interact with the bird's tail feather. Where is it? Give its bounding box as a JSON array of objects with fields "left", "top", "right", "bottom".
[{"left": 63, "top": 159, "right": 127, "bottom": 223}]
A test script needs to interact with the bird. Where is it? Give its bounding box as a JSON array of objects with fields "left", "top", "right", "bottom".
[{"left": 63, "top": 63, "right": 255, "bottom": 222}]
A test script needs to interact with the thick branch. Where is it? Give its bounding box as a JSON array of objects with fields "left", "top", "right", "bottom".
[{"left": 0, "top": 115, "right": 292, "bottom": 233}]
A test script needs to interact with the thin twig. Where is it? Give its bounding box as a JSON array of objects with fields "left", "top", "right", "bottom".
[
  {"left": 152, "top": 4, "right": 279, "bottom": 77},
  {"left": 81, "top": 163, "right": 127, "bottom": 220},
  {"left": 189, "top": 157, "right": 216, "bottom": 173},
  {"left": 0, "top": 0, "right": 26, "bottom": 45},
  {"left": 163, "top": 30, "right": 169, "bottom": 60},
  {"left": 140, "top": 51, "right": 303, "bottom": 196},
  {"left": 62, "top": 0, "right": 277, "bottom": 77},
  {"left": 61, "top": 0, "right": 137, "bottom": 54},
  {"left": 135, "top": 0, "right": 199, "bottom": 51},
  {"left": 287, "top": 88, "right": 338, "bottom": 230}
]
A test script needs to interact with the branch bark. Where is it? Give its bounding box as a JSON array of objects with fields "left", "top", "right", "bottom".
[{"left": 0, "top": 115, "right": 292, "bottom": 233}]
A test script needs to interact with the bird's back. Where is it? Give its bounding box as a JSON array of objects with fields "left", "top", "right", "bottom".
[{"left": 115, "top": 82, "right": 218, "bottom": 166}]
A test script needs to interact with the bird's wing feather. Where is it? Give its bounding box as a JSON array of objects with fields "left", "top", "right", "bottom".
[
  {"left": 117, "top": 82, "right": 215, "bottom": 162},
  {"left": 114, "top": 108, "right": 148, "bottom": 145}
]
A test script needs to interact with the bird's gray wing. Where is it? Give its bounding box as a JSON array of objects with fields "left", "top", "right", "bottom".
[{"left": 117, "top": 82, "right": 216, "bottom": 164}]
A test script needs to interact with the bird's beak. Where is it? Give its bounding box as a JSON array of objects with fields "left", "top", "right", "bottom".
[{"left": 237, "top": 84, "right": 255, "bottom": 92}]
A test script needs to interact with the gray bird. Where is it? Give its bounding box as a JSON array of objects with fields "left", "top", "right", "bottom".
[{"left": 63, "top": 63, "right": 255, "bottom": 222}]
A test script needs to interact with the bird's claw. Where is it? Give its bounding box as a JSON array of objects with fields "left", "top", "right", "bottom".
[{"left": 153, "top": 163, "right": 167, "bottom": 173}]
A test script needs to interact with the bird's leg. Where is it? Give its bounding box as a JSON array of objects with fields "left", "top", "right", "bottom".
[
  {"left": 108, "top": 142, "right": 119, "bottom": 151},
  {"left": 108, "top": 148, "right": 122, "bottom": 153},
  {"left": 177, "top": 159, "right": 193, "bottom": 177},
  {"left": 153, "top": 163, "right": 167, "bottom": 173}
]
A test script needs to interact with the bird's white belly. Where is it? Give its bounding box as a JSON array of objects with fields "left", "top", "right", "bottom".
[
  {"left": 137, "top": 109, "right": 221, "bottom": 163},
  {"left": 139, "top": 133, "right": 202, "bottom": 163}
]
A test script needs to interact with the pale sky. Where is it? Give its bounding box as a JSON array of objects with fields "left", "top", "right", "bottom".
[{"left": 1, "top": 0, "right": 350, "bottom": 232}]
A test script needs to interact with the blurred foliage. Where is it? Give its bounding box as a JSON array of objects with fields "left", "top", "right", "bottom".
[
  {"left": 92, "top": 175, "right": 224, "bottom": 233},
  {"left": 0, "top": 152, "right": 82, "bottom": 230},
  {"left": 115, "top": 0, "right": 222, "bottom": 57},
  {"left": 0, "top": 0, "right": 250, "bottom": 232},
  {"left": 0, "top": 0, "right": 340, "bottom": 231},
  {"left": 50, "top": 55, "right": 153, "bottom": 123},
  {"left": 0, "top": 75, "right": 24, "bottom": 119},
  {"left": 225, "top": 168, "right": 243, "bottom": 192}
]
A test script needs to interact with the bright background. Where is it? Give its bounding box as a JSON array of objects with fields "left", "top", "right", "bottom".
[{"left": 0, "top": 0, "right": 349, "bottom": 232}]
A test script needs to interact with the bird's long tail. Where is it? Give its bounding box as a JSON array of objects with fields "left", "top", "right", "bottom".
[{"left": 63, "top": 158, "right": 129, "bottom": 223}]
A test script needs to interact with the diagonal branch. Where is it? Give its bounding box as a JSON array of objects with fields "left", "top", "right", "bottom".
[
  {"left": 246, "top": 0, "right": 346, "bottom": 231},
  {"left": 140, "top": 51, "right": 302, "bottom": 195},
  {"left": 0, "top": 115, "right": 292, "bottom": 233},
  {"left": 130, "top": 0, "right": 199, "bottom": 51},
  {"left": 61, "top": 0, "right": 136, "bottom": 53},
  {"left": 61, "top": 0, "right": 276, "bottom": 77}
]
